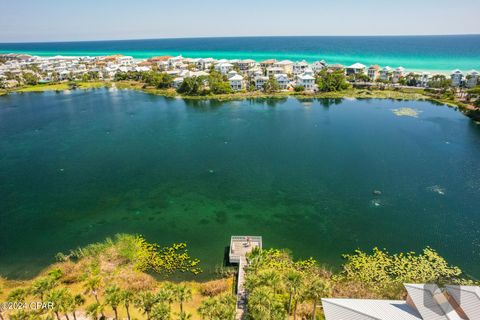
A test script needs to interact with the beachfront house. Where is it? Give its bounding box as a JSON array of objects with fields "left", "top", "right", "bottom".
[
  {"left": 228, "top": 73, "right": 245, "bottom": 91},
  {"left": 312, "top": 60, "right": 327, "bottom": 73},
  {"left": 173, "top": 77, "right": 184, "bottom": 89},
  {"left": 322, "top": 283, "right": 479, "bottom": 320},
  {"left": 118, "top": 56, "right": 134, "bottom": 66},
  {"left": 379, "top": 66, "right": 393, "bottom": 81},
  {"left": 267, "top": 66, "right": 284, "bottom": 77},
  {"left": 274, "top": 74, "right": 289, "bottom": 90},
  {"left": 346, "top": 63, "right": 366, "bottom": 75},
  {"left": 197, "top": 58, "right": 215, "bottom": 70},
  {"left": 260, "top": 59, "right": 277, "bottom": 70},
  {"left": 393, "top": 66, "right": 406, "bottom": 83},
  {"left": 254, "top": 75, "right": 269, "bottom": 90},
  {"left": 293, "top": 60, "right": 309, "bottom": 75},
  {"left": 216, "top": 62, "right": 234, "bottom": 75},
  {"left": 297, "top": 73, "right": 315, "bottom": 91},
  {"left": 466, "top": 69, "right": 479, "bottom": 88},
  {"left": 451, "top": 69, "right": 464, "bottom": 87},
  {"left": 367, "top": 65, "right": 380, "bottom": 80},
  {"left": 236, "top": 59, "right": 256, "bottom": 71},
  {"left": 274, "top": 60, "right": 294, "bottom": 75}
]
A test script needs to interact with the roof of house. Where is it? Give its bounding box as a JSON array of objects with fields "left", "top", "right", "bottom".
[
  {"left": 229, "top": 74, "right": 244, "bottom": 81},
  {"left": 348, "top": 63, "right": 367, "bottom": 69},
  {"left": 451, "top": 69, "right": 463, "bottom": 74},
  {"left": 322, "top": 298, "right": 422, "bottom": 320},
  {"left": 404, "top": 284, "right": 462, "bottom": 320},
  {"left": 467, "top": 69, "right": 479, "bottom": 75},
  {"left": 445, "top": 285, "right": 480, "bottom": 320}
]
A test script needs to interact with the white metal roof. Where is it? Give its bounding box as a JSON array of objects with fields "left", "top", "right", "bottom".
[
  {"left": 348, "top": 63, "right": 367, "bottom": 69},
  {"left": 405, "top": 284, "right": 462, "bottom": 320},
  {"left": 322, "top": 298, "right": 422, "bottom": 320},
  {"left": 445, "top": 285, "right": 480, "bottom": 320}
]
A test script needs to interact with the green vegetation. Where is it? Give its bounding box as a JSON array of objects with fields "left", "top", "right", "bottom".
[
  {"left": 315, "top": 69, "right": 350, "bottom": 92},
  {"left": 0, "top": 234, "right": 476, "bottom": 320}
]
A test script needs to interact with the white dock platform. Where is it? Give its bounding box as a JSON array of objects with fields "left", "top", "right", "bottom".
[{"left": 229, "top": 236, "right": 262, "bottom": 320}]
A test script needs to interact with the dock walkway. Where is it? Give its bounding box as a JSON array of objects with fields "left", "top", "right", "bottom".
[{"left": 229, "top": 236, "right": 262, "bottom": 320}]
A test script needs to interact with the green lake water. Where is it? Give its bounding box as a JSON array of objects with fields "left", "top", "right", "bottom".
[{"left": 1, "top": 89, "right": 480, "bottom": 279}]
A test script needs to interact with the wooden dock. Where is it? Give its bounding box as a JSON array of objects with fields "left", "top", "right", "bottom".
[{"left": 229, "top": 236, "right": 262, "bottom": 320}]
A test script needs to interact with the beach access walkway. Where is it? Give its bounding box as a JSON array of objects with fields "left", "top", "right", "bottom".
[{"left": 229, "top": 235, "right": 263, "bottom": 320}]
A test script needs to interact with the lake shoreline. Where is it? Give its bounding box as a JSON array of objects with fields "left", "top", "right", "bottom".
[{"left": 2, "top": 81, "right": 479, "bottom": 121}]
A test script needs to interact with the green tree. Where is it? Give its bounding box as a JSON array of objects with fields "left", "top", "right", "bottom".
[
  {"left": 175, "top": 284, "right": 192, "bottom": 314},
  {"left": 208, "top": 71, "right": 232, "bottom": 94},
  {"left": 121, "top": 289, "right": 135, "bottom": 320},
  {"left": 302, "top": 278, "right": 332, "bottom": 320},
  {"left": 197, "top": 293, "right": 236, "bottom": 320},
  {"left": 150, "top": 303, "right": 171, "bottom": 320},
  {"left": 248, "top": 286, "right": 285, "bottom": 320},
  {"left": 284, "top": 271, "right": 303, "bottom": 318},
  {"left": 72, "top": 294, "right": 86, "bottom": 320},
  {"left": 83, "top": 276, "right": 101, "bottom": 304},
  {"left": 22, "top": 72, "right": 38, "bottom": 86},
  {"left": 316, "top": 69, "right": 350, "bottom": 92},
  {"left": 85, "top": 302, "right": 104, "bottom": 320},
  {"left": 263, "top": 76, "right": 280, "bottom": 93},
  {"left": 105, "top": 285, "right": 122, "bottom": 320},
  {"left": 7, "top": 288, "right": 28, "bottom": 302},
  {"left": 30, "top": 276, "right": 57, "bottom": 301},
  {"left": 45, "top": 288, "right": 69, "bottom": 320},
  {"left": 177, "top": 76, "right": 205, "bottom": 95},
  {"left": 135, "top": 291, "right": 158, "bottom": 320}
]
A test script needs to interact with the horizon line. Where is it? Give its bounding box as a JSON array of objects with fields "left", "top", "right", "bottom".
[{"left": 1, "top": 33, "right": 480, "bottom": 45}]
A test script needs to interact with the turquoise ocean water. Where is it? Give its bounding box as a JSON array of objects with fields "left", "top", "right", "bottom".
[{"left": 1, "top": 36, "right": 479, "bottom": 72}]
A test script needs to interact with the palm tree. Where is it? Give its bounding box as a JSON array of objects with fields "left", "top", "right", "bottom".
[
  {"left": 72, "top": 294, "right": 86, "bottom": 320},
  {"left": 121, "top": 289, "right": 134, "bottom": 320},
  {"left": 30, "top": 276, "right": 57, "bottom": 301},
  {"left": 303, "top": 278, "right": 332, "bottom": 320},
  {"left": 45, "top": 288, "right": 68, "bottom": 320},
  {"left": 150, "top": 303, "right": 171, "bottom": 320},
  {"left": 284, "top": 270, "right": 303, "bottom": 318},
  {"left": 260, "top": 270, "right": 282, "bottom": 293},
  {"left": 175, "top": 285, "right": 192, "bottom": 315},
  {"left": 198, "top": 293, "right": 235, "bottom": 320},
  {"left": 135, "top": 290, "right": 158, "bottom": 320},
  {"left": 84, "top": 276, "right": 101, "bottom": 304},
  {"left": 86, "top": 302, "right": 104, "bottom": 320},
  {"left": 7, "top": 288, "right": 28, "bottom": 303},
  {"left": 248, "top": 286, "right": 286, "bottom": 320},
  {"left": 84, "top": 276, "right": 104, "bottom": 318},
  {"left": 178, "top": 311, "right": 192, "bottom": 320},
  {"left": 105, "top": 285, "right": 122, "bottom": 320}
]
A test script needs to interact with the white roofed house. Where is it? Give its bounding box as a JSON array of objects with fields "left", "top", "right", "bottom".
[
  {"left": 379, "top": 66, "right": 393, "bottom": 81},
  {"left": 297, "top": 73, "right": 315, "bottom": 91},
  {"left": 173, "top": 77, "right": 184, "bottom": 89},
  {"left": 118, "top": 56, "right": 134, "bottom": 66},
  {"left": 254, "top": 75, "right": 269, "bottom": 90},
  {"left": 196, "top": 58, "right": 215, "bottom": 70},
  {"left": 346, "top": 63, "right": 367, "bottom": 75},
  {"left": 228, "top": 73, "right": 245, "bottom": 91},
  {"left": 274, "top": 60, "right": 294, "bottom": 75},
  {"left": 466, "top": 70, "right": 479, "bottom": 88},
  {"left": 451, "top": 69, "right": 463, "bottom": 87},
  {"left": 273, "top": 74, "right": 289, "bottom": 90},
  {"left": 393, "top": 66, "right": 406, "bottom": 83},
  {"left": 323, "top": 283, "right": 476, "bottom": 320},
  {"left": 215, "top": 62, "right": 234, "bottom": 75},
  {"left": 293, "top": 60, "right": 309, "bottom": 75},
  {"left": 236, "top": 59, "right": 256, "bottom": 71},
  {"left": 445, "top": 285, "right": 480, "bottom": 320},
  {"left": 312, "top": 60, "right": 327, "bottom": 73},
  {"left": 267, "top": 66, "right": 284, "bottom": 77}
]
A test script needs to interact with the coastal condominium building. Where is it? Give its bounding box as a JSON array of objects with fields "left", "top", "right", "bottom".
[
  {"left": 380, "top": 66, "right": 393, "bottom": 81},
  {"left": 451, "top": 69, "right": 464, "bottom": 87},
  {"left": 466, "top": 70, "right": 479, "bottom": 88},
  {"left": 322, "top": 283, "right": 479, "bottom": 320}
]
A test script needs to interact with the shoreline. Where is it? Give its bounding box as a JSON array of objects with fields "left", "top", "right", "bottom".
[{"left": 2, "top": 81, "right": 478, "bottom": 120}]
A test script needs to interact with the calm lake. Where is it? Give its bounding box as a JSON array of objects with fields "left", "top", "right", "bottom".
[{"left": 1, "top": 89, "right": 480, "bottom": 279}]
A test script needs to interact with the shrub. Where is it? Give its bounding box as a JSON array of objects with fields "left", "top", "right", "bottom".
[{"left": 200, "top": 279, "right": 229, "bottom": 297}]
